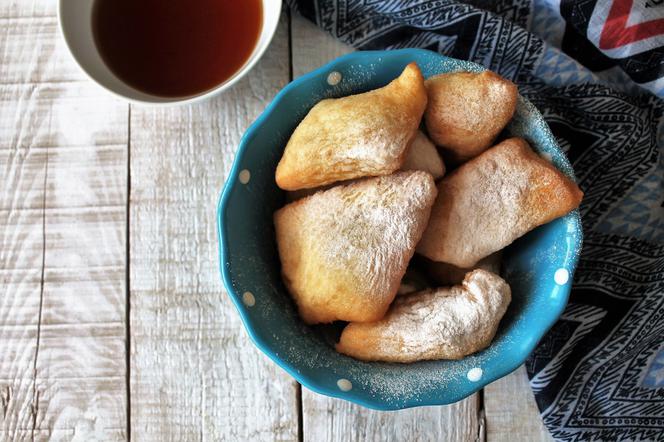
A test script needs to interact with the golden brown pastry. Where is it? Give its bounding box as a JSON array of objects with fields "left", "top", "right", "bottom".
[
  {"left": 424, "top": 71, "right": 517, "bottom": 164},
  {"left": 285, "top": 131, "right": 444, "bottom": 202},
  {"left": 422, "top": 251, "right": 502, "bottom": 287},
  {"left": 275, "top": 63, "right": 427, "bottom": 190},
  {"left": 287, "top": 130, "right": 444, "bottom": 202},
  {"left": 417, "top": 137, "right": 583, "bottom": 268},
  {"left": 336, "top": 269, "right": 511, "bottom": 362},
  {"left": 274, "top": 171, "right": 437, "bottom": 324},
  {"left": 400, "top": 130, "right": 445, "bottom": 179}
]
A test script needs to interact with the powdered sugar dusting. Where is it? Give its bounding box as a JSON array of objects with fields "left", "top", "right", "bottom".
[
  {"left": 418, "top": 137, "right": 581, "bottom": 268},
  {"left": 276, "top": 63, "right": 426, "bottom": 189},
  {"left": 507, "top": 96, "right": 579, "bottom": 182},
  {"left": 281, "top": 330, "right": 505, "bottom": 405},
  {"left": 297, "top": 171, "right": 436, "bottom": 304},
  {"left": 338, "top": 270, "right": 511, "bottom": 362}
]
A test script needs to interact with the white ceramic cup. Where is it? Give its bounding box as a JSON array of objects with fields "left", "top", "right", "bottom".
[{"left": 58, "top": 0, "right": 282, "bottom": 105}]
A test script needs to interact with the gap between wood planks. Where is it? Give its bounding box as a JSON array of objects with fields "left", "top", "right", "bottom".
[
  {"left": 125, "top": 104, "right": 132, "bottom": 442},
  {"left": 32, "top": 124, "right": 49, "bottom": 442},
  {"left": 286, "top": 8, "right": 305, "bottom": 441},
  {"left": 478, "top": 389, "right": 486, "bottom": 441}
]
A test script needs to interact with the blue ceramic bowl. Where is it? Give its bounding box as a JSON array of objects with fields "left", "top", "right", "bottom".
[{"left": 217, "top": 49, "right": 582, "bottom": 410}]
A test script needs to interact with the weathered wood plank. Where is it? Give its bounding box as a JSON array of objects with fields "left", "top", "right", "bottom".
[
  {"left": 1, "top": 3, "right": 129, "bottom": 438},
  {"left": 0, "top": 0, "right": 56, "bottom": 18},
  {"left": 484, "top": 366, "right": 551, "bottom": 441},
  {"left": 303, "top": 393, "right": 481, "bottom": 442},
  {"left": 0, "top": 211, "right": 41, "bottom": 440},
  {"left": 129, "top": 11, "right": 299, "bottom": 442},
  {"left": 34, "top": 82, "right": 127, "bottom": 438},
  {"left": 0, "top": 428, "right": 125, "bottom": 442},
  {"left": 289, "top": 13, "right": 484, "bottom": 441},
  {"left": 0, "top": 35, "right": 47, "bottom": 437},
  {"left": 0, "top": 16, "right": 85, "bottom": 84}
]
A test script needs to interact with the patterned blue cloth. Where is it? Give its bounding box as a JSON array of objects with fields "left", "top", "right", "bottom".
[{"left": 288, "top": 1, "right": 664, "bottom": 440}]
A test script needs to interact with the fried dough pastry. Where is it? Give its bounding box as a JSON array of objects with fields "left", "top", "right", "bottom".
[
  {"left": 275, "top": 63, "right": 427, "bottom": 190},
  {"left": 424, "top": 71, "right": 517, "bottom": 164},
  {"left": 274, "top": 171, "right": 437, "bottom": 324},
  {"left": 422, "top": 251, "right": 502, "bottom": 287},
  {"left": 401, "top": 130, "right": 445, "bottom": 179},
  {"left": 286, "top": 132, "right": 446, "bottom": 203},
  {"left": 336, "top": 269, "right": 511, "bottom": 362},
  {"left": 417, "top": 138, "right": 583, "bottom": 268}
]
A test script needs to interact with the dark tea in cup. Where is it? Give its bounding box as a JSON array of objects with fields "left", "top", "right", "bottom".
[{"left": 93, "top": 0, "right": 263, "bottom": 98}]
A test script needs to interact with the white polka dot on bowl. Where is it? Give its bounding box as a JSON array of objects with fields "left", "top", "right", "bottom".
[
  {"left": 238, "top": 169, "right": 251, "bottom": 184},
  {"left": 337, "top": 378, "right": 352, "bottom": 391},
  {"left": 554, "top": 268, "right": 569, "bottom": 285},
  {"left": 467, "top": 367, "right": 483, "bottom": 382},
  {"left": 327, "top": 71, "right": 342, "bottom": 86},
  {"left": 242, "top": 291, "right": 255, "bottom": 307}
]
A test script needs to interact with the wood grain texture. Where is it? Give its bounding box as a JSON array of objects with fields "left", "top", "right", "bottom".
[
  {"left": 128, "top": 11, "right": 299, "bottom": 442},
  {"left": 289, "top": 13, "right": 484, "bottom": 442},
  {"left": 0, "top": 0, "right": 56, "bottom": 19},
  {"left": 303, "top": 393, "right": 482, "bottom": 442},
  {"left": 484, "top": 366, "right": 551, "bottom": 442},
  {"left": 0, "top": 428, "right": 125, "bottom": 442},
  {"left": 0, "top": 16, "right": 85, "bottom": 84},
  {"left": 1, "top": 1, "right": 128, "bottom": 438},
  {"left": 0, "top": 206, "right": 41, "bottom": 440},
  {"left": 24, "top": 84, "right": 128, "bottom": 439}
]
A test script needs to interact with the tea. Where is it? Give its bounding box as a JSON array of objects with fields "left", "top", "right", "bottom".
[{"left": 93, "top": 0, "right": 263, "bottom": 97}]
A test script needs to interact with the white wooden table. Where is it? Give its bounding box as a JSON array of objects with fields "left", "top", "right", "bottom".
[{"left": 1, "top": 3, "right": 552, "bottom": 440}]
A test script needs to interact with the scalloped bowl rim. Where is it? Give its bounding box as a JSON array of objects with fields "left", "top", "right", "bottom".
[{"left": 217, "top": 48, "right": 582, "bottom": 410}]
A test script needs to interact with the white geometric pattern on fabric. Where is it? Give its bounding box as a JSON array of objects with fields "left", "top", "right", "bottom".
[{"left": 530, "top": 0, "right": 564, "bottom": 47}]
